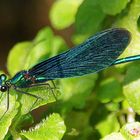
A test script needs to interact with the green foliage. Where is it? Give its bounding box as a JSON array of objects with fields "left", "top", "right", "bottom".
[
  {"left": 75, "top": 0, "right": 106, "bottom": 35},
  {"left": 102, "top": 132, "right": 125, "bottom": 140},
  {"left": 97, "top": 77, "right": 123, "bottom": 103},
  {"left": 21, "top": 113, "right": 66, "bottom": 140},
  {"left": 50, "top": 0, "right": 83, "bottom": 29},
  {"left": 115, "top": 0, "right": 140, "bottom": 59},
  {"left": 59, "top": 74, "right": 97, "bottom": 110},
  {"left": 123, "top": 63, "right": 140, "bottom": 114},
  {"left": 7, "top": 42, "right": 32, "bottom": 76},
  {"left": 99, "top": 0, "right": 129, "bottom": 15},
  {"left": 1, "top": 0, "right": 140, "bottom": 140},
  {"left": 96, "top": 113, "right": 120, "bottom": 137}
]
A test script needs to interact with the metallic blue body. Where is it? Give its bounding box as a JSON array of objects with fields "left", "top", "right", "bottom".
[
  {"left": 113, "top": 55, "right": 140, "bottom": 65},
  {"left": 9, "top": 71, "right": 32, "bottom": 88}
]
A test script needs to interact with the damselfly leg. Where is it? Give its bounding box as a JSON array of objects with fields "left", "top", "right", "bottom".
[
  {"left": 26, "top": 82, "right": 58, "bottom": 101},
  {"left": 14, "top": 82, "right": 57, "bottom": 112}
]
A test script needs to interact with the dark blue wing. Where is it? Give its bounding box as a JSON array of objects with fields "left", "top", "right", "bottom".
[{"left": 28, "top": 28, "right": 131, "bottom": 82}]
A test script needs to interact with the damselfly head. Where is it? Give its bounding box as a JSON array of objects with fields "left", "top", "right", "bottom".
[
  {"left": 0, "top": 74, "right": 7, "bottom": 82},
  {"left": 0, "top": 85, "right": 8, "bottom": 92},
  {"left": 0, "top": 74, "right": 8, "bottom": 92}
]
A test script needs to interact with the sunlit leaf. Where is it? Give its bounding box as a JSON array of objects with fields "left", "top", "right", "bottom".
[
  {"left": 99, "top": 0, "right": 129, "bottom": 15},
  {"left": 115, "top": 0, "right": 140, "bottom": 59},
  {"left": 0, "top": 89, "right": 19, "bottom": 140},
  {"left": 97, "top": 77, "right": 123, "bottom": 103},
  {"left": 102, "top": 132, "right": 126, "bottom": 140},
  {"left": 50, "top": 0, "right": 83, "bottom": 29},
  {"left": 21, "top": 113, "right": 66, "bottom": 140},
  {"left": 123, "top": 63, "right": 140, "bottom": 114},
  {"left": 96, "top": 113, "right": 120, "bottom": 137},
  {"left": 7, "top": 42, "right": 32, "bottom": 76},
  {"left": 75, "top": 0, "right": 106, "bottom": 35}
]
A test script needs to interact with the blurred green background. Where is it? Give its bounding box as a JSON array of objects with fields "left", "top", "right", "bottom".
[{"left": 1, "top": 0, "right": 140, "bottom": 140}]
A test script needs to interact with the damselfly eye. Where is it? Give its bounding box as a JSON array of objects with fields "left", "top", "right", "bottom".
[
  {"left": 0, "top": 74, "right": 7, "bottom": 81},
  {"left": 0, "top": 85, "right": 8, "bottom": 92}
]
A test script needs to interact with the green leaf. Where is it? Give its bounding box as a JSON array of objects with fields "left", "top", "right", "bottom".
[
  {"left": 34, "top": 27, "right": 54, "bottom": 44},
  {"left": 72, "top": 34, "right": 89, "bottom": 45},
  {"left": 24, "top": 28, "right": 67, "bottom": 69},
  {"left": 51, "top": 36, "right": 68, "bottom": 56},
  {"left": 123, "top": 63, "right": 140, "bottom": 114},
  {"left": 18, "top": 114, "right": 34, "bottom": 129},
  {"left": 96, "top": 113, "right": 120, "bottom": 137},
  {"left": 102, "top": 132, "right": 126, "bottom": 140},
  {"left": 99, "top": 0, "right": 129, "bottom": 15},
  {"left": 24, "top": 40, "right": 53, "bottom": 69},
  {"left": 121, "top": 122, "right": 140, "bottom": 139},
  {"left": 97, "top": 77, "right": 123, "bottom": 103},
  {"left": 75, "top": 0, "right": 106, "bottom": 35},
  {"left": 115, "top": 0, "right": 140, "bottom": 60},
  {"left": 64, "top": 110, "right": 94, "bottom": 140},
  {"left": 105, "top": 102, "right": 120, "bottom": 112},
  {"left": 7, "top": 27, "right": 67, "bottom": 75},
  {"left": 7, "top": 27, "right": 53, "bottom": 75},
  {"left": 50, "top": 0, "right": 83, "bottom": 29},
  {"left": 21, "top": 113, "right": 66, "bottom": 140},
  {"left": 24, "top": 27, "right": 54, "bottom": 69},
  {"left": 0, "top": 90, "right": 19, "bottom": 140},
  {"left": 59, "top": 74, "right": 97, "bottom": 110},
  {"left": 7, "top": 42, "right": 33, "bottom": 76},
  {"left": 122, "top": 100, "right": 131, "bottom": 110},
  {"left": 19, "top": 83, "right": 61, "bottom": 115}
]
